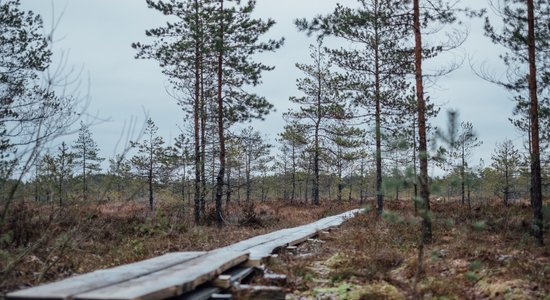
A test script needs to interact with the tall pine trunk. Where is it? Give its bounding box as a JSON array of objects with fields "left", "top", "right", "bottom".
[
  {"left": 199, "top": 5, "right": 207, "bottom": 218},
  {"left": 413, "top": 0, "right": 432, "bottom": 244},
  {"left": 527, "top": 0, "right": 543, "bottom": 245},
  {"left": 182, "top": 159, "right": 187, "bottom": 211},
  {"left": 193, "top": 0, "right": 202, "bottom": 225},
  {"left": 246, "top": 149, "right": 251, "bottom": 202},
  {"left": 83, "top": 147, "right": 87, "bottom": 201},
  {"left": 200, "top": 66, "right": 207, "bottom": 218},
  {"left": 313, "top": 133, "right": 320, "bottom": 205},
  {"left": 305, "top": 160, "right": 311, "bottom": 204},
  {"left": 226, "top": 163, "right": 231, "bottom": 205},
  {"left": 413, "top": 117, "right": 419, "bottom": 213},
  {"left": 214, "top": 0, "right": 225, "bottom": 227},
  {"left": 461, "top": 145, "right": 466, "bottom": 206},
  {"left": 148, "top": 147, "right": 154, "bottom": 211},
  {"left": 337, "top": 147, "right": 343, "bottom": 202},
  {"left": 291, "top": 141, "right": 296, "bottom": 203},
  {"left": 312, "top": 46, "right": 322, "bottom": 206},
  {"left": 374, "top": 1, "right": 383, "bottom": 215},
  {"left": 359, "top": 158, "right": 365, "bottom": 205}
]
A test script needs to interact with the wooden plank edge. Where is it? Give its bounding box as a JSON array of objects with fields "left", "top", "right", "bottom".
[
  {"left": 213, "top": 267, "right": 255, "bottom": 289},
  {"left": 174, "top": 286, "right": 221, "bottom": 300},
  {"left": 74, "top": 251, "right": 249, "bottom": 300},
  {"left": 6, "top": 252, "right": 207, "bottom": 300}
]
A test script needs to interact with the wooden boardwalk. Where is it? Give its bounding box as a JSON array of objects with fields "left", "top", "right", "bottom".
[{"left": 7, "top": 209, "right": 362, "bottom": 300}]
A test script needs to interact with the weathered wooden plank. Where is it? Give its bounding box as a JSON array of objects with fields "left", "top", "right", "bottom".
[
  {"left": 75, "top": 250, "right": 249, "bottom": 300},
  {"left": 213, "top": 275, "right": 233, "bottom": 289},
  {"left": 170, "top": 286, "right": 220, "bottom": 300},
  {"left": 241, "top": 209, "right": 363, "bottom": 262},
  {"left": 6, "top": 252, "right": 206, "bottom": 300},
  {"left": 232, "top": 285, "right": 285, "bottom": 300},
  {"left": 7, "top": 209, "right": 362, "bottom": 300},
  {"left": 213, "top": 267, "right": 255, "bottom": 288},
  {"left": 227, "top": 227, "right": 300, "bottom": 252}
]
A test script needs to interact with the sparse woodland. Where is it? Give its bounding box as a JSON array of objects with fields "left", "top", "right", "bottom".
[{"left": 1, "top": 0, "right": 550, "bottom": 299}]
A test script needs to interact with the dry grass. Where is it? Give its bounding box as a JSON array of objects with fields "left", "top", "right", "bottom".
[
  {"left": 264, "top": 199, "right": 550, "bottom": 299},
  {"left": 0, "top": 198, "right": 358, "bottom": 297}
]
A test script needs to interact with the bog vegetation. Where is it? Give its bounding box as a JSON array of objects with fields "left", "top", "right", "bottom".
[{"left": 1, "top": 0, "right": 549, "bottom": 298}]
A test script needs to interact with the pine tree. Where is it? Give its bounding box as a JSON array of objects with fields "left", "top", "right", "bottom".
[
  {"left": 212, "top": 0, "right": 282, "bottom": 226},
  {"left": 484, "top": 0, "right": 549, "bottom": 245},
  {"left": 491, "top": 139, "right": 521, "bottom": 206},
  {"left": 131, "top": 118, "right": 166, "bottom": 211},
  {"left": 135, "top": 0, "right": 282, "bottom": 225},
  {"left": 436, "top": 111, "right": 482, "bottom": 208},
  {"left": 409, "top": 0, "right": 474, "bottom": 247},
  {"left": 43, "top": 142, "right": 75, "bottom": 206},
  {"left": 171, "top": 133, "right": 193, "bottom": 208},
  {"left": 0, "top": 0, "right": 51, "bottom": 160},
  {"left": 238, "top": 127, "right": 271, "bottom": 203},
  {"left": 225, "top": 134, "right": 242, "bottom": 205},
  {"left": 285, "top": 42, "right": 348, "bottom": 205},
  {"left": 327, "top": 120, "right": 364, "bottom": 203},
  {"left": 278, "top": 123, "right": 307, "bottom": 203},
  {"left": 134, "top": 0, "right": 218, "bottom": 224},
  {"left": 297, "top": 0, "right": 413, "bottom": 214},
  {"left": 73, "top": 122, "right": 103, "bottom": 201},
  {"left": 0, "top": 0, "right": 81, "bottom": 224}
]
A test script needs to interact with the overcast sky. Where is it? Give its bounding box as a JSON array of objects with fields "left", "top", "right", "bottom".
[{"left": 19, "top": 0, "right": 520, "bottom": 172}]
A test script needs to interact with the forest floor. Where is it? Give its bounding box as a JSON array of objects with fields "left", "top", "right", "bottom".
[
  {"left": 0, "top": 198, "right": 358, "bottom": 297},
  {"left": 2, "top": 198, "right": 550, "bottom": 299},
  {"left": 259, "top": 200, "right": 550, "bottom": 299}
]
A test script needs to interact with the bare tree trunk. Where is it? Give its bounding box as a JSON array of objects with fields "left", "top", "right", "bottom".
[
  {"left": 58, "top": 174, "right": 63, "bottom": 206},
  {"left": 281, "top": 156, "right": 288, "bottom": 201},
  {"left": 214, "top": 0, "right": 225, "bottom": 227},
  {"left": 504, "top": 167, "right": 509, "bottom": 206},
  {"left": 199, "top": 7, "right": 208, "bottom": 218},
  {"left": 182, "top": 160, "right": 186, "bottom": 212},
  {"left": 461, "top": 146, "right": 466, "bottom": 205},
  {"left": 291, "top": 141, "right": 296, "bottom": 203},
  {"left": 193, "top": 0, "right": 202, "bottom": 225},
  {"left": 237, "top": 166, "right": 241, "bottom": 204},
  {"left": 359, "top": 158, "right": 365, "bottom": 205},
  {"left": 148, "top": 142, "right": 154, "bottom": 211},
  {"left": 374, "top": 23, "right": 383, "bottom": 216},
  {"left": 83, "top": 147, "right": 87, "bottom": 201},
  {"left": 305, "top": 161, "right": 311, "bottom": 204},
  {"left": 246, "top": 146, "right": 252, "bottom": 202},
  {"left": 226, "top": 163, "right": 231, "bottom": 205},
  {"left": 337, "top": 150, "right": 343, "bottom": 203},
  {"left": 35, "top": 164, "right": 39, "bottom": 202},
  {"left": 413, "top": 0, "right": 432, "bottom": 244},
  {"left": 413, "top": 117, "right": 418, "bottom": 213},
  {"left": 313, "top": 70, "right": 322, "bottom": 206},
  {"left": 200, "top": 73, "right": 207, "bottom": 219},
  {"left": 527, "top": 0, "right": 543, "bottom": 245},
  {"left": 467, "top": 181, "right": 471, "bottom": 210}
]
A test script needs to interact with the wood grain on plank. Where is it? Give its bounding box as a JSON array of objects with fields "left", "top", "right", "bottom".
[
  {"left": 7, "top": 209, "right": 362, "bottom": 300},
  {"left": 243, "top": 209, "right": 362, "bottom": 261},
  {"left": 7, "top": 252, "right": 206, "bottom": 300},
  {"left": 75, "top": 250, "right": 249, "bottom": 300}
]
